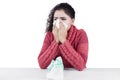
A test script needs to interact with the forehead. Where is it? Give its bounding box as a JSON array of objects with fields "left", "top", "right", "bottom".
[{"left": 54, "top": 10, "right": 70, "bottom": 18}]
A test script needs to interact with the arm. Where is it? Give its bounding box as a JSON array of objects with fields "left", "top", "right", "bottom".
[
  {"left": 59, "top": 30, "right": 88, "bottom": 71},
  {"left": 38, "top": 32, "right": 59, "bottom": 69}
]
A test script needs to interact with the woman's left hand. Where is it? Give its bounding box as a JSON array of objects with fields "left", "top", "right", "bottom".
[{"left": 59, "top": 22, "right": 67, "bottom": 43}]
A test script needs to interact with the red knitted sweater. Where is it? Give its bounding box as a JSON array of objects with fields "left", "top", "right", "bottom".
[{"left": 38, "top": 25, "right": 88, "bottom": 71}]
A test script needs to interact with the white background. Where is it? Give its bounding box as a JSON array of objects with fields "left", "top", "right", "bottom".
[{"left": 0, "top": 0, "right": 120, "bottom": 68}]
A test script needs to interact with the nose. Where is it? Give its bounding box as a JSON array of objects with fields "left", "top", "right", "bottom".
[{"left": 56, "top": 18, "right": 62, "bottom": 23}]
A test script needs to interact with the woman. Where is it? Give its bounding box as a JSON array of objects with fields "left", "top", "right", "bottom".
[{"left": 38, "top": 3, "right": 88, "bottom": 71}]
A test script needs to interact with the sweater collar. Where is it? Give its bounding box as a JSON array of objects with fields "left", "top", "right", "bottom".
[{"left": 67, "top": 25, "right": 77, "bottom": 44}]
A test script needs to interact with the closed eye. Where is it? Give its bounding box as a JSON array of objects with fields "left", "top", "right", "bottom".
[
  {"left": 61, "top": 17, "right": 66, "bottom": 20},
  {"left": 54, "top": 17, "right": 58, "bottom": 21}
]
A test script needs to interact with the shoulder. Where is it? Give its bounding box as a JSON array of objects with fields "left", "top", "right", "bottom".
[
  {"left": 78, "top": 29, "right": 87, "bottom": 36},
  {"left": 74, "top": 27, "right": 88, "bottom": 43},
  {"left": 71, "top": 25, "right": 88, "bottom": 39},
  {"left": 45, "top": 31, "right": 53, "bottom": 37},
  {"left": 45, "top": 31, "right": 54, "bottom": 41},
  {"left": 72, "top": 25, "right": 87, "bottom": 35},
  {"left": 73, "top": 25, "right": 87, "bottom": 37}
]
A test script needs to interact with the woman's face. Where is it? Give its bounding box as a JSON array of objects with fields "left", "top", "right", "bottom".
[{"left": 53, "top": 9, "right": 74, "bottom": 30}]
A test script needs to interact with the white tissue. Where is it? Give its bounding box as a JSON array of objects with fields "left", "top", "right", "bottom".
[
  {"left": 53, "top": 19, "right": 60, "bottom": 28},
  {"left": 62, "top": 21, "right": 68, "bottom": 28},
  {"left": 53, "top": 19, "right": 68, "bottom": 29},
  {"left": 46, "top": 57, "right": 64, "bottom": 80}
]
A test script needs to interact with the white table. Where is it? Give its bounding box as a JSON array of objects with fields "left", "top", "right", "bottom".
[{"left": 0, "top": 68, "right": 120, "bottom": 80}]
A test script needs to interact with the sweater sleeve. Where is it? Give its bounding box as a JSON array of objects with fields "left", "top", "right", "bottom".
[
  {"left": 59, "top": 30, "right": 88, "bottom": 71},
  {"left": 38, "top": 32, "right": 59, "bottom": 69}
]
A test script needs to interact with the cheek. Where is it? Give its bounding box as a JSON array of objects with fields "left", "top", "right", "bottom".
[
  {"left": 62, "top": 20, "right": 72, "bottom": 30},
  {"left": 64, "top": 21, "right": 72, "bottom": 27},
  {"left": 67, "top": 21, "right": 73, "bottom": 30},
  {"left": 67, "top": 22, "right": 72, "bottom": 28},
  {"left": 63, "top": 22, "right": 72, "bottom": 30}
]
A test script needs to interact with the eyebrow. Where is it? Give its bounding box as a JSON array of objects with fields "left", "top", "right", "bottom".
[{"left": 54, "top": 17, "right": 66, "bottom": 18}]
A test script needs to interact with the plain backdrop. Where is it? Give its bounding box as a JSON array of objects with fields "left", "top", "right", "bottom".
[{"left": 0, "top": 0, "right": 120, "bottom": 68}]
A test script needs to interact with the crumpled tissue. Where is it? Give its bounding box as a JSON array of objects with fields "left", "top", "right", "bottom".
[{"left": 53, "top": 19, "right": 68, "bottom": 29}]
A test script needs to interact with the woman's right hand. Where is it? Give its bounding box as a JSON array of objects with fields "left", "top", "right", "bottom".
[{"left": 52, "top": 25, "right": 59, "bottom": 43}]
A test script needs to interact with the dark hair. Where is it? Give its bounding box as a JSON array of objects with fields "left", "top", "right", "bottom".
[{"left": 45, "top": 3, "right": 75, "bottom": 32}]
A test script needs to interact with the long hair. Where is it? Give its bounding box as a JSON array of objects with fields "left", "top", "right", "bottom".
[{"left": 45, "top": 3, "right": 75, "bottom": 32}]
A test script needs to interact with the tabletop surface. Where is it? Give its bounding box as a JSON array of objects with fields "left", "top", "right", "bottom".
[{"left": 0, "top": 68, "right": 120, "bottom": 80}]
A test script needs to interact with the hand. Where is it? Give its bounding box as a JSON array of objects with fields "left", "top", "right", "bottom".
[
  {"left": 59, "top": 22, "right": 67, "bottom": 43},
  {"left": 52, "top": 25, "right": 59, "bottom": 43}
]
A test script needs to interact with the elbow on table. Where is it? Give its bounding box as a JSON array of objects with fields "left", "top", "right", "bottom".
[
  {"left": 76, "top": 64, "right": 86, "bottom": 71},
  {"left": 38, "top": 62, "right": 46, "bottom": 69},
  {"left": 38, "top": 58, "right": 46, "bottom": 69},
  {"left": 40, "top": 65, "right": 46, "bottom": 69},
  {"left": 77, "top": 66, "right": 85, "bottom": 71}
]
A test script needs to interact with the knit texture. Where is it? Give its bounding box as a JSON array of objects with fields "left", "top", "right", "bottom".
[{"left": 38, "top": 25, "right": 88, "bottom": 71}]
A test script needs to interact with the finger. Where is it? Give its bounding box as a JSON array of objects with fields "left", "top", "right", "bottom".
[
  {"left": 59, "top": 22, "right": 64, "bottom": 30},
  {"left": 53, "top": 21, "right": 59, "bottom": 30},
  {"left": 53, "top": 25, "right": 58, "bottom": 33},
  {"left": 54, "top": 26, "right": 58, "bottom": 31}
]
